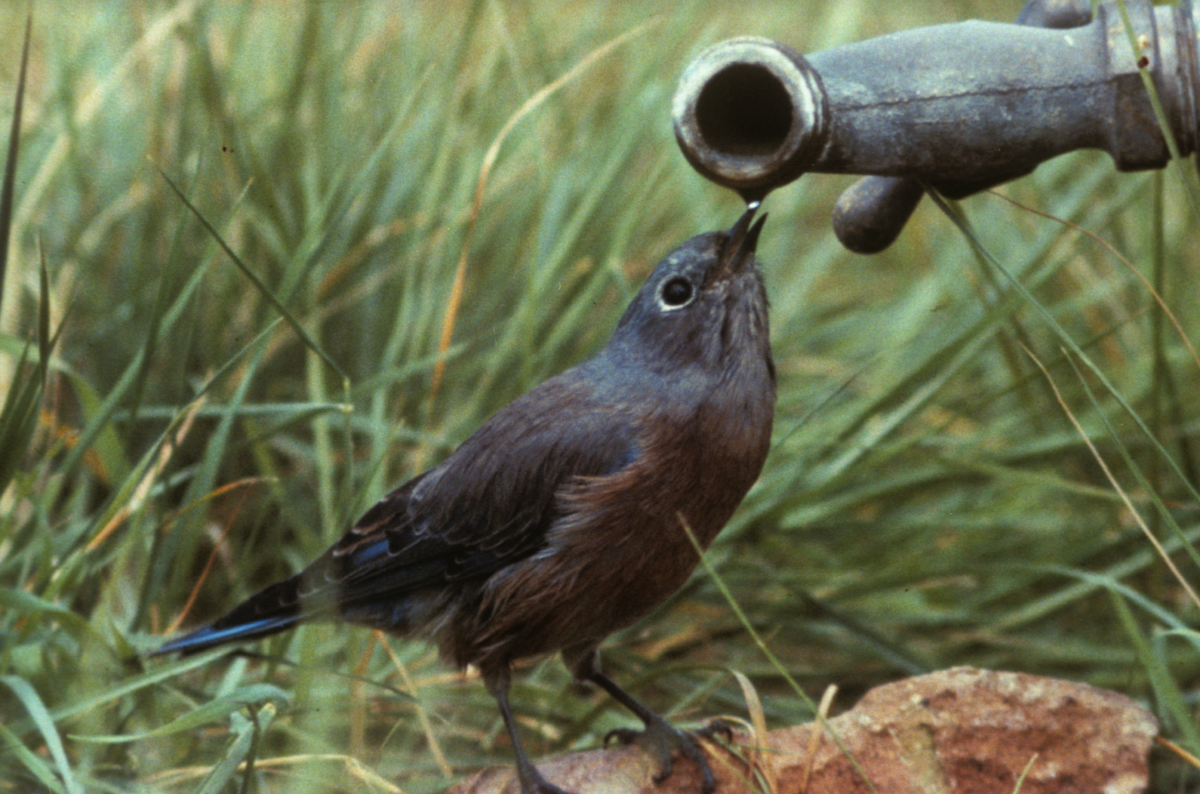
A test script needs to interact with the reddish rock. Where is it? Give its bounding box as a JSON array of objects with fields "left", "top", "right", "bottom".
[{"left": 447, "top": 667, "right": 1158, "bottom": 794}]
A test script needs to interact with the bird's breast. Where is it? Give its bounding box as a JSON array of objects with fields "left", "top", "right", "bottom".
[{"left": 462, "top": 378, "right": 773, "bottom": 668}]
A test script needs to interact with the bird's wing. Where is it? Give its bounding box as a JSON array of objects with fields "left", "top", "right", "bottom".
[
  {"left": 151, "top": 368, "right": 641, "bottom": 656},
  {"left": 315, "top": 370, "right": 643, "bottom": 605}
]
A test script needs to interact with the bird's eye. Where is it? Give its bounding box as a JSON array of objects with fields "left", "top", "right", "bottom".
[{"left": 659, "top": 276, "right": 694, "bottom": 309}]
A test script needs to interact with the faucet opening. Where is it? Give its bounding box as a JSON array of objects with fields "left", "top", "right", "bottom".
[{"left": 695, "top": 64, "right": 794, "bottom": 157}]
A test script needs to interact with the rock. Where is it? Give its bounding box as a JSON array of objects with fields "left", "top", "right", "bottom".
[{"left": 446, "top": 667, "right": 1158, "bottom": 794}]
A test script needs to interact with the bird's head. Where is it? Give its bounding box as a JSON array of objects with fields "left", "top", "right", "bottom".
[{"left": 608, "top": 207, "right": 771, "bottom": 379}]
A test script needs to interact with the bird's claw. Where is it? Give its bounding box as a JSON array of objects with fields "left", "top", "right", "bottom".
[
  {"left": 694, "top": 717, "right": 736, "bottom": 744},
  {"left": 520, "top": 779, "right": 574, "bottom": 794},
  {"left": 603, "top": 716, "right": 722, "bottom": 794},
  {"left": 516, "top": 766, "right": 575, "bottom": 794}
]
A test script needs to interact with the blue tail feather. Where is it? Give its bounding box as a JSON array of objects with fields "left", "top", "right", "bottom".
[{"left": 149, "top": 615, "right": 300, "bottom": 657}]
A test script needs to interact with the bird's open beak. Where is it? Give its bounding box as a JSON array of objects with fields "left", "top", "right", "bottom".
[{"left": 718, "top": 206, "right": 768, "bottom": 277}]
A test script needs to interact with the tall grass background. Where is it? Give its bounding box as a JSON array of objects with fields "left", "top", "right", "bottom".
[{"left": 1, "top": 1, "right": 1198, "bottom": 791}]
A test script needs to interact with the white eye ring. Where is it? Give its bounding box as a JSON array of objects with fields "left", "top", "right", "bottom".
[{"left": 658, "top": 276, "right": 695, "bottom": 310}]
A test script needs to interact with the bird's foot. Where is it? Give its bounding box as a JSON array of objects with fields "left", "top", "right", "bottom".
[
  {"left": 694, "top": 718, "right": 736, "bottom": 744},
  {"left": 603, "top": 716, "right": 728, "bottom": 794},
  {"left": 515, "top": 765, "right": 574, "bottom": 794}
]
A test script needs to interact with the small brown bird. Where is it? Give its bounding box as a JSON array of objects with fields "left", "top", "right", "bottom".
[{"left": 153, "top": 207, "right": 775, "bottom": 794}]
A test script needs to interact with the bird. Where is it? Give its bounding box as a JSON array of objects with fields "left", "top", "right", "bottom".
[{"left": 152, "top": 206, "right": 775, "bottom": 794}]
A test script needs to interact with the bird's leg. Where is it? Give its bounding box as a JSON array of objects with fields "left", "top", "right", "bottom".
[
  {"left": 576, "top": 653, "right": 724, "bottom": 794},
  {"left": 485, "top": 668, "right": 574, "bottom": 794}
]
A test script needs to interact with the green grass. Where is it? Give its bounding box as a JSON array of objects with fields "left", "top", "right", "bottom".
[{"left": 2, "top": 1, "right": 1198, "bottom": 791}]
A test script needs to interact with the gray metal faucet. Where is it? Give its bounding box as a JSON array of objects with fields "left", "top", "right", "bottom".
[{"left": 672, "top": 0, "right": 1200, "bottom": 252}]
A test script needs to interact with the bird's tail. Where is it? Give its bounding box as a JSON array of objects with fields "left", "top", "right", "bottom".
[{"left": 148, "top": 577, "right": 311, "bottom": 657}]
